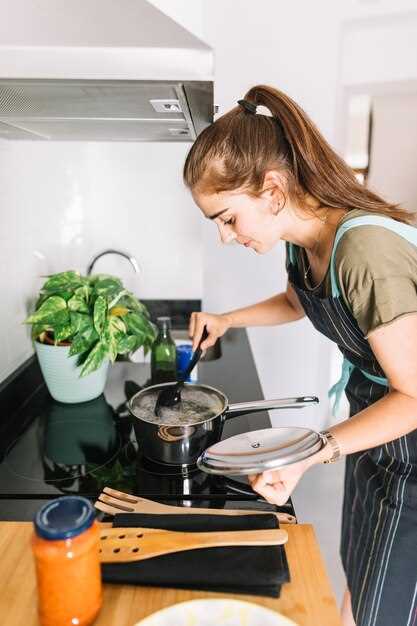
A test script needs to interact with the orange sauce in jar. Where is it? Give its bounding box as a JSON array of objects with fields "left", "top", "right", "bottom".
[{"left": 32, "top": 496, "right": 102, "bottom": 626}]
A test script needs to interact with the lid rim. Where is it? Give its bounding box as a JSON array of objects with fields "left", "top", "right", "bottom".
[
  {"left": 197, "top": 427, "right": 324, "bottom": 476},
  {"left": 34, "top": 496, "right": 95, "bottom": 541}
]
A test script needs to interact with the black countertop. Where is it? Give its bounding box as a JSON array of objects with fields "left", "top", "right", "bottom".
[{"left": 0, "top": 329, "right": 296, "bottom": 521}]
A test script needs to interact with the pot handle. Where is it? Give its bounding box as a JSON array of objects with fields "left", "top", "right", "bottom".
[{"left": 225, "top": 395, "right": 319, "bottom": 419}]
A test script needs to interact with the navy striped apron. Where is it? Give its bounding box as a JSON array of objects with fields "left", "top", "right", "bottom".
[{"left": 286, "top": 214, "right": 417, "bottom": 626}]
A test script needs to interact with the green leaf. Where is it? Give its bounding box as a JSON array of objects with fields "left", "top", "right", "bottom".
[
  {"left": 47, "top": 309, "right": 71, "bottom": 328},
  {"left": 80, "top": 340, "right": 108, "bottom": 377},
  {"left": 36, "top": 290, "right": 74, "bottom": 308},
  {"left": 125, "top": 312, "right": 149, "bottom": 336},
  {"left": 69, "top": 326, "right": 99, "bottom": 357},
  {"left": 119, "top": 292, "right": 151, "bottom": 317},
  {"left": 54, "top": 322, "right": 73, "bottom": 343},
  {"left": 116, "top": 335, "right": 138, "bottom": 354},
  {"left": 68, "top": 294, "right": 89, "bottom": 313},
  {"left": 109, "top": 316, "right": 126, "bottom": 334},
  {"left": 101, "top": 327, "right": 118, "bottom": 363},
  {"left": 93, "top": 296, "right": 107, "bottom": 336},
  {"left": 31, "top": 323, "right": 51, "bottom": 341},
  {"left": 108, "top": 290, "right": 128, "bottom": 309},
  {"left": 42, "top": 271, "right": 84, "bottom": 293},
  {"left": 25, "top": 296, "right": 67, "bottom": 325},
  {"left": 70, "top": 312, "right": 92, "bottom": 335},
  {"left": 92, "top": 276, "right": 123, "bottom": 299},
  {"left": 142, "top": 335, "right": 156, "bottom": 357},
  {"left": 75, "top": 284, "right": 91, "bottom": 303}
]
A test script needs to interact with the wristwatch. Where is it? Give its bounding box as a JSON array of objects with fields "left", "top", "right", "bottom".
[{"left": 319, "top": 430, "right": 341, "bottom": 464}]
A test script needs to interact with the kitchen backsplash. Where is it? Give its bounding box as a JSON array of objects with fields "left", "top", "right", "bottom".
[{"left": 0, "top": 140, "right": 203, "bottom": 384}]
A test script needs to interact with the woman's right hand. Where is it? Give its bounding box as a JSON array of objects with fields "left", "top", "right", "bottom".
[{"left": 189, "top": 312, "right": 232, "bottom": 351}]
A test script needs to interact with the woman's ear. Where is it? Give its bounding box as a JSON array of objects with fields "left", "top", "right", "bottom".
[{"left": 262, "top": 170, "right": 287, "bottom": 214}]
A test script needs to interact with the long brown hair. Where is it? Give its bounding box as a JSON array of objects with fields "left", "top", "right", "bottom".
[{"left": 183, "top": 84, "right": 415, "bottom": 224}]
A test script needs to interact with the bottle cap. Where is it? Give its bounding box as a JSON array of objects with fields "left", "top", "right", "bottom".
[
  {"left": 34, "top": 496, "right": 95, "bottom": 540},
  {"left": 156, "top": 316, "right": 172, "bottom": 329}
]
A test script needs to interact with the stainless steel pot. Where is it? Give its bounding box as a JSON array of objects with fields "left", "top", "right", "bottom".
[{"left": 128, "top": 382, "right": 319, "bottom": 467}]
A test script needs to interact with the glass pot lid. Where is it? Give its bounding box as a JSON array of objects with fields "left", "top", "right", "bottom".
[{"left": 197, "top": 427, "right": 325, "bottom": 476}]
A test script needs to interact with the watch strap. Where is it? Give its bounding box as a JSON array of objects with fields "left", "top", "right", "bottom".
[{"left": 320, "top": 430, "right": 341, "bottom": 463}]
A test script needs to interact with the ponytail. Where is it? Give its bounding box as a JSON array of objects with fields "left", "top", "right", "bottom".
[{"left": 183, "top": 84, "right": 415, "bottom": 225}]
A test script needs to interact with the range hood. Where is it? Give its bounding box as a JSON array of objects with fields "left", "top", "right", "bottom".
[{"left": 0, "top": 0, "right": 214, "bottom": 141}]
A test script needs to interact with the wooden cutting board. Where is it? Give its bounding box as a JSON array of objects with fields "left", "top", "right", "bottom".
[{"left": 0, "top": 522, "right": 342, "bottom": 626}]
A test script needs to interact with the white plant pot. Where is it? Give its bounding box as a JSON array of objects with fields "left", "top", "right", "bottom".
[{"left": 35, "top": 341, "right": 109, "bottom": 404}]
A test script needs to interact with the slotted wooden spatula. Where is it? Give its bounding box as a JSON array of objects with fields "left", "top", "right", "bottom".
[
  {"left": 99, "top": 526, "right": 288, "bottom": 563},
  {"left": 94, "top": 487, "right": 296, "bottom": 524}
]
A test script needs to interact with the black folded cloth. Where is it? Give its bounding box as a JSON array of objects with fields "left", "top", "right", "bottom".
[{"left": 101, "top": 512, "right": 290, "bottom": 598}]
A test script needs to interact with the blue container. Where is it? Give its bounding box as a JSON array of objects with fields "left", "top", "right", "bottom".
[{"left": 176, "top": 344, "right": 197, "bottom": 382}]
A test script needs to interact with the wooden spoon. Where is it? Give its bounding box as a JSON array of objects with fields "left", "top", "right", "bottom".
[{"left": 99, "top": 526, "right": 288, "bottom": 563}]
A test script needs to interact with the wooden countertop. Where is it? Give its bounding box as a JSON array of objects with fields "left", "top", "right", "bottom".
[{"left": 0, "top": 522, "right": 342, "bottom": 626}]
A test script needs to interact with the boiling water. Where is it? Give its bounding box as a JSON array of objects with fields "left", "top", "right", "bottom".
[{"left": 131, "top": 387, "right": 224, "bottom": 426}]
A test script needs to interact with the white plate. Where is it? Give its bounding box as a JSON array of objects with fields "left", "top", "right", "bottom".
[{"left": 134, "top": 598, "right": 298, "bottom": 626}]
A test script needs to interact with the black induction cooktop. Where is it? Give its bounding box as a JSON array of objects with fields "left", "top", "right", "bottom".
[{"left": 0, "top": 329, "right": 296, "bottom": 521}]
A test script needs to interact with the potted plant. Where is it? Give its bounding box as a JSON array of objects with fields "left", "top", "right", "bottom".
[{"left": 24, "top": 270, "right": 156, "bottom": 403}]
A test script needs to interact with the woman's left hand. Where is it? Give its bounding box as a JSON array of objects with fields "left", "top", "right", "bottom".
[{"left": 248, "top": 459, "right": 311, "bottom": 506}]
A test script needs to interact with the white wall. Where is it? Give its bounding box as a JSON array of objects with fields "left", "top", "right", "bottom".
[
  {"left": 336, "top": 10, "right": 417, "bottom": 152},
  {"left": 148, "top": 0, "right": 204, "bottom": 40},
  {"left": 368, "top": 92, "right": 417, "bottom": 212},
  {"left": 0, "top": 141, "right": 202, "bottom": 383}
]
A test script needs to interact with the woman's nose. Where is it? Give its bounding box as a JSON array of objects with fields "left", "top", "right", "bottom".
[{"left": 217, "top": 223, "right": 237, "bottom": 245}]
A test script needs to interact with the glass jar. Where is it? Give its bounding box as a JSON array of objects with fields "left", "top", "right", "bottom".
[
  {"left": 151, "top": 316, "right": 177, "bottom": 384},
  {"left": 32, "top": 496, "right": 102, "bottom": 626}
]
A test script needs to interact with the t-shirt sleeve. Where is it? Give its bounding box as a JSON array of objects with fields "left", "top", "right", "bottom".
[{"left": 334, "top": 225, "right": 417, "bottom": 337}]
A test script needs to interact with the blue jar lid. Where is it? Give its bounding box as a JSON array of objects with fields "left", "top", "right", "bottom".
[{"left": 34, "top": 496, "right": 95, "bottom": 540}]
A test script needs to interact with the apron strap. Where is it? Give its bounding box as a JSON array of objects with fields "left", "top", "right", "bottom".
[
  {"left": 287, "top": 242, "right": 296, "bottom": 266},
  {"left": 328, "top": 357, "right": 389, "bottom": 418},
  {"left": 328, "top": 357, "right": 355, "bottom": 418}
]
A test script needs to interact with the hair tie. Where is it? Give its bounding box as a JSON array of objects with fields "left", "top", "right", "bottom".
[{"left": 237, "top": 99, "right": 257, "bottom": 114}]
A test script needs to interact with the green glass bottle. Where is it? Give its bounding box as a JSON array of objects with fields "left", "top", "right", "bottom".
[{"left": 151, "top": 316, "right": 177, "bottom": 385}]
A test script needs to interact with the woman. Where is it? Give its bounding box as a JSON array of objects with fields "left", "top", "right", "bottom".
[{"left": 184, "top": 85, "right": 417, "bottom": 626}]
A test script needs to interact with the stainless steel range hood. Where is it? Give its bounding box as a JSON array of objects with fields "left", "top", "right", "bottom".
[{"left": 0, "top": 0, "right": 214, "bottom": 141}]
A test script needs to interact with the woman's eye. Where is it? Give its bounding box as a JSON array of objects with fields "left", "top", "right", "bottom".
[{"left": 224, "top": 217, "right": 235, "bottom": 226}]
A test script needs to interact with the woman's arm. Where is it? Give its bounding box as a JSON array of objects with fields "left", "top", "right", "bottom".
[
  {"left": 190, "top": 282, "right": 305, "bottom": 350},
  {"left": 326, "top": 312, "right": 417, "bottom": 455},
  {"left": 250, "top": 313, "right": 417, "bottom": 505},
  {"left": 224, "top": 282, "right": 305, "bottom": 327}
]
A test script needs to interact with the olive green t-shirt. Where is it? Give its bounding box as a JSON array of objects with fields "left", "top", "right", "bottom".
[{"left": 294, "top": 209, "right": 417, "bottom": 338}]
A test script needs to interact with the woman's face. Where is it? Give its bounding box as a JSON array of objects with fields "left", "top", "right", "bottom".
[{"left": 192, "top": 175, "right": 291, "bottom": 254}]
